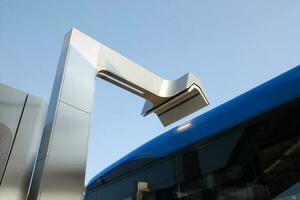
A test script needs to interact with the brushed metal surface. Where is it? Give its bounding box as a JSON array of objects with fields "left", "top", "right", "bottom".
[
  {"left": 29, "top": 28, "right": 208, "bottom": 200},
  {"left": 0, "top": 83, "right": 47, "bottom": 200},
  {"left": 0, "top": 83, "right": 27, "bottom": 187},
  {"left": 28, "top": 30, "right": 96, "bottom": 200},
  {"left": 0, "top": 124, "right": 12, "bottom": 181},
  {"left": 37, "top": 102, "right": 90, "bottom": 200},
  {"left": 36, "top": 33, "right": 72, "bottom": 162},
  {"left": 60, "top": 46, "right": 97, "bottom": 113},
  {"left": 0, "top": 95, "right": 47, "bottom": 200},
  {"left": 0, "top": 83, "right": 27, "bottom": 136}
]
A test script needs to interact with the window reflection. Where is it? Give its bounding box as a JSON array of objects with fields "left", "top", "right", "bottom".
[{"left": 144, "top": 101, "right": 300, "bottom": 200}]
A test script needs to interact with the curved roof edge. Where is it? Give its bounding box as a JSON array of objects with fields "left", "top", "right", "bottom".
[{"left": 88, "top": 65, "right": 300, "bottom": 187}]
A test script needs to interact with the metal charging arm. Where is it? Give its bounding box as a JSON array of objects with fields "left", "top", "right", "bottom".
[{"left": 94, "top": 32, "right": 209, "bottom": 126}]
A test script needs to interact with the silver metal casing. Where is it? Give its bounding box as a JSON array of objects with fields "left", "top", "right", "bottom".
[{"left": 0, "top": 83, "right": 47, "bottom": 200}]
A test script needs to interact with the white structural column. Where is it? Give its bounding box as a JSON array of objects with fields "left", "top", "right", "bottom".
[{"left": 28, "top": 28, "right": 208, "bottom": 200}]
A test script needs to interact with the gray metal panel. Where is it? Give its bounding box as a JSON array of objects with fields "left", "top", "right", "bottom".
[
  {"left": 0, "top": 95, "right": 47, "bottom": 200},
  {"left": 36, "top": 34, "right": 71, "bottom": 162},
  {"left": 0, "top": 83, "right": 27, "bottom": 184},
  {"left": 60, "top": 46, "right": 96, "bottom": 113},
  {"left": 38, "top": 102, "right": 90, "bottom": 200},
  {"left": 0, "top": 83, "right": 27, "bottom": 136},
  {"left": 28, "top": 30, "right": 96, "bottom": 200},
  {"left": 0, "top": 83, "right": 47, "bottom": 199},
  {"left": 28, "top": 159, "right": 44, "bottom": 200},
  {"left": 0, "top": 124, "right": 12, "bottom": 180}
]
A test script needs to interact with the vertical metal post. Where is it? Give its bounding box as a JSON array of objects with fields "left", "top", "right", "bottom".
[{"left": 28, "top": 29, "right": 99, "bottom": 200}]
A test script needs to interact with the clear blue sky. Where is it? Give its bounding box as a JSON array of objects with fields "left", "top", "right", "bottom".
[{"left": 1, "top": 0, "right": 300, "bottom": 183}]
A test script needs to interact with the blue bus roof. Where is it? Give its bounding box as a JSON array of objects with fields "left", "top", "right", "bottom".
[{"left": 88, "top": 65, "right": 300, "bottom": 187}]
